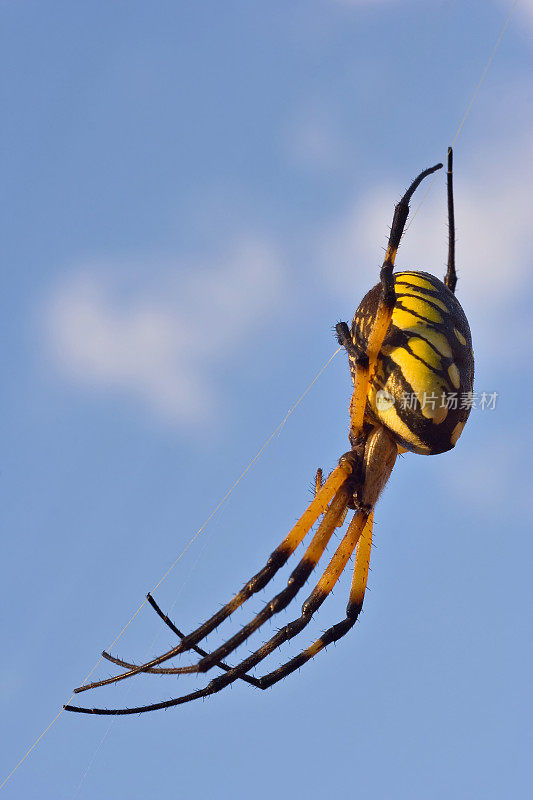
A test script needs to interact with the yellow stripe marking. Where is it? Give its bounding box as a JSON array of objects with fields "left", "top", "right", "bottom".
[
  {"left": 408, "top": 336, "right": 443, "bottom": 371},
  {"left": 415, "top": 327, "right": 453, "bottom": 360},
  {"left": 431, "top": 404, "right": 448, "bottom": 425},
  {"left": 397, "top": 287, "right": 448, "bottom": 312},
  {"left": 368, "top": 383, "right": 429, "bottom": 452},
  {"left": 454, "top": 327, "right": 467, "bottom": 345},
  {"left": 451, "top": 421, "right": 465, "bottom": 446},
  {"left": 448, "top": 363, "right": 461, "bottom": 389},
  {"left": 398, "top": 295, "right": 443, "bottom": 324},
  {"left": 396, "top": 272, "right": 437, "bottom": 291},
  {"left": 392, "top": 305, "right": 429, "bottom": 331},
  {"left": 389, "top": 348, "right": 441, "bottom": 395}
]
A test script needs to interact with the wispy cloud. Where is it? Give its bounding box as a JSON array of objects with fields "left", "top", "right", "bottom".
[
  {"left": 45, "top": 237, "right": 285, "bottom": 428},
  {"left": 44, "top": 128, "right": 532, "bottom": 434},
  {"left": 505, "top": 0, "right": 533, "bottom": 33}
]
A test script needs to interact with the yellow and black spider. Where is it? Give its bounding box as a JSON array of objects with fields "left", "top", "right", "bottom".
[{"left": 65, "top": 147, "right": 474, "bottom": 715}]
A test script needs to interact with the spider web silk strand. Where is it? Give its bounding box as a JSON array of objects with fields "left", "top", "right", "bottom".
[
  {"left": 149, "top": 345, "right": 343, "bottom": 595},
  {"left": 405, "top": 0, "right": 519, "bottom": 232},
  {"left": 0, "top": 346, "right": 342, "bottom": 793}
]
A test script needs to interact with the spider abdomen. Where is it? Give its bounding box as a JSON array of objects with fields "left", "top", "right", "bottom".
[{"left": 352, "top": 270, "right": 474, "bottom": 455}]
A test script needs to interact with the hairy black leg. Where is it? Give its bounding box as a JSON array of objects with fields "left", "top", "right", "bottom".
[
  {"left": 347, "top": 160, "right": 443, "bottom": 445},
  {"left": 381, "top": 160, "right": 443, "bottom": 304},
  {"left": 127, "top": 484, "right": 352, "bottom": 677},
  {"left": 180, "top": 510, "right": 367, "bottom": 686},
  {"left": 99, "top": 593, "right": 260, "bottom": 687},
  {"left": 256, "top": 510, "right": 373, "bottom": 689},
  {"left": 444, "top": 147, "right": 457, "bottom": 293},
  {"left": 336, "top": 321, "right": 369, "bottom": 365},
  {"left": 72, "top": 462, "right": 354, "bottom": 695},
  {"left": 257, "top": 608, "right": 360, "bottom": 689},
  {"left": 123, "top": 463, "right": 328, "bottom": 688},
  {"left": 63, "top": 513, "right": 374, "bottom": 716}
]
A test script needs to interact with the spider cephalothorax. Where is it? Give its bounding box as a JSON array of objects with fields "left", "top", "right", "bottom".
[{"left": 65, "top": 147, "right": 474, "bottom": 716}]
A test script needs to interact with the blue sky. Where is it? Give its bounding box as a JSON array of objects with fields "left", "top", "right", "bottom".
[{"left": 2, "top": 1, "right": 532, "bottom": 798}]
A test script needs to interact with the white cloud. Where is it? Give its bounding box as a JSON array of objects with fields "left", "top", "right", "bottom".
[
  {"left": 44, "top": 130, "right": 533, "bottom": 433},
  {"left": 317, "top": 134, "right": 533, "bottom": 360},
  {"left": 504, "top": 0, "right": 533, "bottom": 32},
  {"left": 45, "top": 237, "right": 285, "bottom": 428}
]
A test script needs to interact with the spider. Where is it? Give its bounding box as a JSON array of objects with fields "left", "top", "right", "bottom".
[{"left": 65, "top": 147, "right": 474, "bottom": 715}]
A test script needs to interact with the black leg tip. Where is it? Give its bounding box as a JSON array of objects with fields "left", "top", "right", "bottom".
[
  {"left": 335, "top": 321, "right": 350, "bottom": 346},
  {"left": 347, "top": 600, "right": 363, "bottom": 620}
]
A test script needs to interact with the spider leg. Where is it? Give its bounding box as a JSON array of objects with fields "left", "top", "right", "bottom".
[
  {"left": 102, "top": 652, "right": 260, "bottom": 687},
  {"left": 189, "top": 509, "right": 370, "bottom": 683},
  {"left": 257, "top": 508, "right": 373, "bottom": 689},
  {"left": 66, "top": 429, "right": 396, "bottom": 714},
  {"left": 63, "top": 512, "right": 373, "bottom": 716},
  {"left": 71, "top": 458, "right": 355, "bottom": 695},
  {"left": 444, "top": 147, "right": 457, "bottom": 293},
  {"left": 99, "top": 594, "right": 261, "bottom": 687},
  {"left": 102, "top": 511, "right": 365, "bottom": 685},
  {"left": 169, "top": 496, "right": 364, "bottom": 677},
  {"left": 113, "top": 465, "right": 328, "bottom": 687},
  {"left": 338, "top": 161, "right": 443, "bottom": 442},
  {"left": 81, "top": 480, "right": 353, "bottom": 685},
  {"left": 335, "top": 321, "right": 369, "bottom": 443},
  {"left": 260, "top": 427, "right": 395, "bottom": 690}
]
